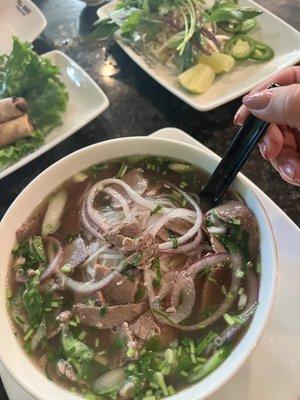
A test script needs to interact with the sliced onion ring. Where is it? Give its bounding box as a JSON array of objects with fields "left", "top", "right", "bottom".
[{"left": 40, "top": 237, "right": 63, "bottom": 281}]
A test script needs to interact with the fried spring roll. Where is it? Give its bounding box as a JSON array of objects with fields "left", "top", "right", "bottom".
[
  {"left": 0, "top": 114, "right": 33, "bottom": 148},
  {"left": 0, "top": 97, "right": 28, "bottom": 123}
]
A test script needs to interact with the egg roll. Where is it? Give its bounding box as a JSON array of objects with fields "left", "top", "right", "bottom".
[
  {"left": 0, "top": 114, "right": 33, "bottom": 148},
  {"left": 0, "top": 97, "right": 28, "bottom": 123}
]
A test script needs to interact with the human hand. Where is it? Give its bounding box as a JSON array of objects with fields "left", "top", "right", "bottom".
[{"left": 234, "top": 66, "right": 300, "bottom": 186}]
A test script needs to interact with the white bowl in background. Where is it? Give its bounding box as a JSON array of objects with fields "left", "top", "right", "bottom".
[
  {"left": 0, "top": 137, "right": 277, "bottom": 400},
  {"left": 0, "top": 0, "right": 47, "bottom": 54},
  {"left": 0, "top": 50, "right": 110, "bottom": 180}
]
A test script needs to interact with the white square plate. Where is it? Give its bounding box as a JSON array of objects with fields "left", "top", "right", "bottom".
[
  {"left": 0, "top": 51, "right": 110, "bottom": 180},
  {"left": 97, "top": 0, "right": 300, "bottom": 111},
  {"left": 0, "top": 0, "right": 47, "bottom": 54}
]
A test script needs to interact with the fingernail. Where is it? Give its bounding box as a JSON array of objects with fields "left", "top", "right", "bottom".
[
  {"left": 242, "top": 91, "right": 272, "bottom": 110},
  {"left": 233, "top": 107, "right": 243, "bottom": 126},
  {"left": 258, "top": 141, "right": 267, "bottom": 160},
  {"left": 279, "top": 162, "right": 295, "bottom": 180}
]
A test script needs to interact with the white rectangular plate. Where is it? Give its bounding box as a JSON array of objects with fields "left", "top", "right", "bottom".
[
  {"left": 1, "top": 128, "right": 300, "bottom": 400},
  {"left": 97, "top": 0, "right": 300, "bottom": 111},
  {"left": 0, "top": 0, "right": 47, "bottom": 54},
  {"left": 0, "top": 50, "right": 110, "bottom": 180}
]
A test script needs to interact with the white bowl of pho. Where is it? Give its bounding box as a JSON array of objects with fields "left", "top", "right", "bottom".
[{"left": 0, "top": 137, "right": 277, "bottom": 400}]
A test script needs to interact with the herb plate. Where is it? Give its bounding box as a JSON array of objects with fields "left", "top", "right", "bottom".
[
  {"left": 0, "top": 0, "right": 47, "bottom": 54},
  {"left": 97, "top": 0, "right": 300, "bottom": 111},
  {"left": 0, "top": 51, "right": 109, "bottom": 180}
]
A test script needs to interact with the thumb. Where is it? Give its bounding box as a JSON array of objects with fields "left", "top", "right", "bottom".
[{"left": 242, "top": 84, "right": 300, "bottom": 131}]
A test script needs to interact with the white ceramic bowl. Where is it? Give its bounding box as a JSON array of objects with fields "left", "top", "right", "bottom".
[{"left": 0, "top": 137, "right": 277, "bottom": 400}]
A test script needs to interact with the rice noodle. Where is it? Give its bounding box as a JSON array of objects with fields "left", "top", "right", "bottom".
[{"left": 186, "top": 253, "right": 231, "bottom": 278}]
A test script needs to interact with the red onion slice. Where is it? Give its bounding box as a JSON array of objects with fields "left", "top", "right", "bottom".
[
  {"left": 186, "top": 253, "right": 231, "bottom": 278},
  {"left": 168, "top": 274, "right": 196, "bottom": 323},
  {"left": 57, "top": 261, "right": 125, "bottom": 295},
  {"left": 99, "top": 179, "right": 158, "bottom": 211},
  {"left": 80, "top": 201, "right": 104, "bottom": 239},
  {"left": 85, "top": 184, "right": 110, "bottom": 232},
  {"left": 161, "top": 230, "right": 202, "bottom": 254},
  {"left": 171, "top": 252, "right": 242, "bottom": 331},
  {"left": 40, "top": 237, "right": 63, "bottom": 281}
]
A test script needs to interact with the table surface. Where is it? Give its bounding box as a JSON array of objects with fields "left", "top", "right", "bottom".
[{"left": 0, "top": 0, "right": 299, "bottom": 399}]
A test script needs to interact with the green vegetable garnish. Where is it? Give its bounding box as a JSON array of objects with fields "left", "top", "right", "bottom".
[{"left": 0, "top": 38, "right": 68, "bottom": 170}]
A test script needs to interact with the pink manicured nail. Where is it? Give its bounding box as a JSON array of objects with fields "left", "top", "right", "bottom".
[
  {"left": 242, "top": 91, "right": 272, "bottom": 110},
  {"left": 233, "top": 107, "right": 243, "bottom": 125},
  {"left": 258, "top": 141, "right": 267, "bottom": 160},
  {"left": 279, "top": 162, "right": 295, "bottom": 180}
]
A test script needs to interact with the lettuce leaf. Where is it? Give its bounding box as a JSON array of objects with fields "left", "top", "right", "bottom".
[{"left": 0, "top": 38, "right": 68, "bottom": 171}]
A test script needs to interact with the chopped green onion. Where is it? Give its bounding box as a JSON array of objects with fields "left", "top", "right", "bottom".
[
  {"left": 6, "top": 289, "right": 12, "bottom": 299},
  {"left": 150, "top": 204, "right": 162, "bottom": 216},
  {"left": 68, "top": 320, "right": 78, "bottom": 327},
  {"left": 235, "top": 269, "right": 245, "bottom": 278},
  {"left": 168, "top": 385, "right": 176, "bottom": 395},
  {"left": 177, "top": 346, "right": 182, "bottom": 356},
  {"left": 116, "top": 163, "right": 128, "bottom": 178},
  {"left": 126, "top": 347, "right": 136, "bottom": 358},
  {"left": 75, "top": 315, "right": 81, "bottom": 324},
  {"left": 100, "top": 305, "right": 108, "bottom": 316},
  {"left": 149, "top": 382, "right": 159, "bottom": 390},
  {"left": 181, "top": 198, "right": 187, "bottom": 207},
  {"left": 256, "top": 262, "right": 262, "bottom": 274},
  {"left": 61, "top": 263, "right": 72, "bottom": 273},
  {"left": 146, "top": 390, "right": 153, "bottom": 396},
  {"left": 155, "top": 372, "right": 169, "bottom": 396},
  {"left": 161, "top": 366, "right": 170, "bottom": 375},
  {"left": 24, "top": 328, "right": 34, "bottom": 342},
  {"left": 142, "top": 396, "right": 156, "bottom": 400},
  {"left": 233, "top": 218, "right": 241, "bottom": 225},
  {"left": 180, "top": 370, "right": 188, "bottom": 377},
  {"left": 223, "top": 313, "right": 236, "bottom": 326},
  {"left": 195, "top": 332, "right": 218, "bottom": 356},
  {"left": 165, "top": 348, "right": 174, "bottom": 365},
  {"left": 171, "top": 236, "right": 179, "bottom": 249},
  {"left": 14, "top": 315, "right": 25, "bottom": 325},
  {"left": 95, "top": 338, "right": 100, "bottom": 348},
  {"left": 190, "top": 353, "right": 197, "bottom": 364},
  {"left": 51, "top": 301, "right": 59, "bottom": 308},
  {"left": 78, "top": 331, "right": 87, "bottom": 341},
  {"left": 179, "top": 181, "right": 188, "bottom": 189},
  {"left": 188, "top": 346, "right": 231, "bottom": 383}
]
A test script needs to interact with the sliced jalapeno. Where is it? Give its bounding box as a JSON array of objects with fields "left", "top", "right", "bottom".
[
  {"left": 239, "top": 18, "right": 257, "bottom": 33},
  {"left": 250, "top": 40, "right": 274, "bottom": 61},
  {"left": 224, "top": 35, "right": 255, "bottom": 60}
]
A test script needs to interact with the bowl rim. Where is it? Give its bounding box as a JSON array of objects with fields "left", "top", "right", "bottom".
[{"left": 0, "top": 136, "right": 278, "bottom": 400}]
